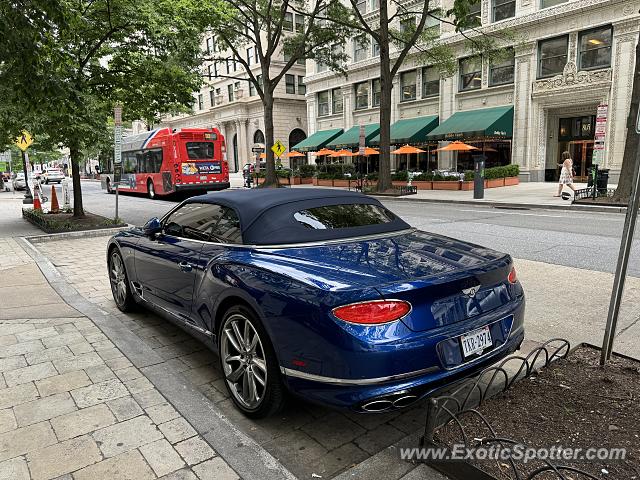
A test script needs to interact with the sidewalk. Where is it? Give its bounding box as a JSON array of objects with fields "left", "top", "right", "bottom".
[{"left": 228, "top": 173, "right": 625, "bottom": 213}]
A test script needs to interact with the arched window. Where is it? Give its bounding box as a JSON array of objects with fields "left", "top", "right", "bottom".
[
  {"left": 288, "top": 128, "right": 306, "bottom": 150},
  {"left": 253, "top": 129, "right": 265, "bottom": 144}
]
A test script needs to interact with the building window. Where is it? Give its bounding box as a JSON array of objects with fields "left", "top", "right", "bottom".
[
  {"left": 297, "top": 56, "right": 305, "bottom": 65},
  {"left": 209, "top": 90, "right": 215, "bottom": 107},
  {"left": 355, "top": 81, "right": 369, "bottom": 110},
  {"left": 285, "top": 74, "right": 296, "bottom": 94},
  {"left": 316, "top": 61, "right": 328, "bottom": 73},
  {"left": 318, "top": 91, "right": 330, "bottom": 116},
  {"left": 493, "top": 0, "right": 515, "bottom": 21},
  {"left": 206, "top": 37, "right": 214, "bottom": 54},
  {"left": 356, "top": 0, "right": 367, "bottom": 14},
  {"left": 425, "top": 12, "right": 439, "bottom": 34},
  {"left": 370, "top": 0, "right": 380, "bottom": 10},
  {"left": 332, "top": 88, "right": 343, "bottom": 113},
  {"left": 422, "top": 66, "right": 439, "bottom": 97},
  {"left": 227, "top": 84, "right": 234, "bottom": 101},
  {"left": 540, "top": 0, "right": 567, "bottom": 8},
  {"left": 225, "top": 58, "right": 231, "bottom": 75},
  {"left": 489, "top": 48, "right": 515, "bottom": 85},
  {"left": 400, "top": 17, "right": 416, "bottom": 35},
  {"left": 353, "top": 37, "right": 368, "bottom": 62},
  {"left": 298, "top": 76, "right": 306, "bottom": 95},
  {"left": 400, "top": 71, "right": 417, "bottom": 101},
  {"left": 538, "top": 35, "right": 568, "bottom": 78},
  {"left": 372, "top": 35, "right": 380, "bottom": 57},
  {"left": 462, "top": 1, "right": 481, "bottom": 29},
  {"left": 247, "top": 47, "right": 253, "bottom": 65},
  {"left": 295, "top": 14, "right": 304, "bottom": 32},
  {"left": 579, "top": 26, "right": 612, "bottom": 70},
  {"left": 207, "top": 65, "right": 214, "bottom": 80},
  {"left": 198, "top": 94, "right": 204, "bottom": 110},
  {"left": 459, "top": 57, "right": 482, "bottom": 91},
  {"left": 249, "top": 80, "right": 256, "bottom": 97},
  {"left": 284, "top": 12, "right": 293, "bottom": 31},
  {"left": 372, "top": 79, "right": 381, "bottom": 107}
]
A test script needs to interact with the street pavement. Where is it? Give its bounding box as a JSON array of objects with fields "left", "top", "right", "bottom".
[{"left": 72, "top": 179, "right": 640, "bottom": 277}]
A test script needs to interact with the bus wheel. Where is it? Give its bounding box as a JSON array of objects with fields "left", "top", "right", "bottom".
[
  {"left": 147, "top": 179, "right": 156, "bottom": 200},
  {"left": 106, "top": 179, "right": 113, "bottom": 194}
]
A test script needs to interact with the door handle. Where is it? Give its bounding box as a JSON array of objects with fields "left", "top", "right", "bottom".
[{"left": 178, "top": 261, "right": 193, "bottom": 272}]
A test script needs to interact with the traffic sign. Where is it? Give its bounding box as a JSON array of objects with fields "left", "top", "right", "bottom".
[
  {"left": 252, "top": 146, "right": 265, "bottom": 153},
  {"left": 15, "top": 131, "right": 33, "bottom": 152},
  {"left": 271, "top": 140, "right": 286, "bottom": 158}
]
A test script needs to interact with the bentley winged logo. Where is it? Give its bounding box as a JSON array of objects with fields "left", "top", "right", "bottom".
[{"left": 462, "top": 285, "right": 481, "bottom": 298}]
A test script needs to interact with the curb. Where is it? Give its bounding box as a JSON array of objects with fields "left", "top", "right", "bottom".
[
  {"left": 17, "top": 236, "right": 296, "bottom": 480},
  {"left": 24, "top": 225, "right": 134, "bottom": 243},
  {"left": 370, "top": 195, "right": 628, "bottom": 214}
]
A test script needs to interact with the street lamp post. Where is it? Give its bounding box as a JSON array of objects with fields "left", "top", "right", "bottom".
[{"left": 21, "top": 150, "right": 33, "bottom": 204}]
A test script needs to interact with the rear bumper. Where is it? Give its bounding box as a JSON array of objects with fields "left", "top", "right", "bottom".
[
  {"left": 281, "top": 296, "right": 525, "bottom": 411},
  {"left": 174, "top": 182, "right": 230, "bottom": 192}
]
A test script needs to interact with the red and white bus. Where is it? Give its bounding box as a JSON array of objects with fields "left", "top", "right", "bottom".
[{"left": 101, "top": 127, "right": 229, "bottom": 198}]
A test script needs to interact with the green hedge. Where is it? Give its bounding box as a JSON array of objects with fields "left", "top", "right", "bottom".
[
  {"left": 315, "top": 163, "right": 355, "bottom": 179},
  {"left": 297, "top": 164, "right": 316, "bottom": 178}
]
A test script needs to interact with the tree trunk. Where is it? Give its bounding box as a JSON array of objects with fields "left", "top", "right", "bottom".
[
  {"left": 70, "top": 145, "right": 84, "bottom": 217},
  {"left": 376, "top": 1, "right": 392, "bottom": 192},
  {"left": 613, "top": 34, "right": 640, "bottom": 203},
  {"left": 262, "top": 89, "right": 278, "bottom": 188}
]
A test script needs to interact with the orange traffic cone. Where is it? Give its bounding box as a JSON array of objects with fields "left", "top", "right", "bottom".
[
  {"left": 33, "top": 186, "right": 42, "bottom": 212},
  {"left": 50, "top": 185, "right": 60, "bottom": 213}
]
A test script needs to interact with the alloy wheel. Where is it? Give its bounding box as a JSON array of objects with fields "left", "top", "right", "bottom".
[
  {"left": 109, "top": 252, "right": 128, "bottom": 307},
  {"left": 220, "top": 313, "right": 268, "bottom": 410}
]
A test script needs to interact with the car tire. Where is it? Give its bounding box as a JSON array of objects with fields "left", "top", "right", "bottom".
[
  {"left": 147, "top": 179, "right": 155, "bottom": 199},
  {"left": 108, "top": 249, "right": 136, "bottom": 313},
  {"left": 218, "top": 305, "right": 286, "bottom": 419}
]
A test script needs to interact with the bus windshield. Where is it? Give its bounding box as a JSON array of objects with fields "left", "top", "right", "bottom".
[{"left": 186, "top": 142, "right": 215, "bottom": 160}]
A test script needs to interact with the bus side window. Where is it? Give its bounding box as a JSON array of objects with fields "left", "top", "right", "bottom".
[
  {"left": 136, "top": 151, "right": 144, "bottom": 173},
  {"left": 151, "top": 149, "right": 162, "bottom": 173}
]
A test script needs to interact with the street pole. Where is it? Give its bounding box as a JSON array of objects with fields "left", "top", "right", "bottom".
[
  {"left": 21, "top": 150, "right": 33, "bottom": 203},
  {"left": 600, "top": 134, "right": 640, "bottom": 365},
  {"left": 115, "top": 183, "right": 119, "bottom": 221}
]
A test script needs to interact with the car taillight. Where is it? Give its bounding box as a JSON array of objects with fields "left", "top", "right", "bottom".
[
  {"left": 332, "top": 300, "right": 411, "bottom": 325},
  {"left": 508, "top": 266, "right": 517, "bottom": 284}
]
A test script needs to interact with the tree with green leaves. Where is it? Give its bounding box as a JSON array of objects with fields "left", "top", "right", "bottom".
[
  {"left": 203, "top": 0, "right": 351, "bottom": 187},
  {"left": 315, "top": 0, "right": 511, "bottom": 192},
  {"left": 1, "top": 0, "right": 207, "bottom": 216}
]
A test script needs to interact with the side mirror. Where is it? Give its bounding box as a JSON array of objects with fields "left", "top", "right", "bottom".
[{"left": 143, "top": 217, "right": 162, "bottom": 237}]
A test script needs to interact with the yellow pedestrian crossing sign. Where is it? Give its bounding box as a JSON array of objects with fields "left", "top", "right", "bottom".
[
  {"left": 15, "top": 131, "right": 34, "bottom": 152},
  {"left": 271, "top": 140, "right": 286, "bottom": 158}
]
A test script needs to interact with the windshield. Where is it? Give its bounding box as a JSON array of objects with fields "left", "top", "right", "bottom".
[{"left": 186, "top": 142, "right": 215, "bottom": 160}]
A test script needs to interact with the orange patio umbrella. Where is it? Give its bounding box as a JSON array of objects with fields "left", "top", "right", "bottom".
[
  {"left": 285, "top": 151, "right": 305, "bottom": 157},
  {"left": 314, "top": 148, "right": 336, "bottom": 156},
  {"left": 259, "top": 152, "right": 266, "bottom": 159},
  {"left": 436, "top": 141, "right": 479, "bottom": 152},
  {"left": 392, "top": 145, "right": 426, "bottom": 155},
  {"left": 362, "top": 147, "right": 379, "bottom": 156},
  {"left": 330, "top": 149, "right": 354, "bottom": 157}
]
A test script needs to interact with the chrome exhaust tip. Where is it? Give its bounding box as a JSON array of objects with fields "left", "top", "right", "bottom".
[
  {"left": 392, "top": 395, "right": 418, "bottom": 408},
  {"left": 361, "top": 399, "right": 394, "bottom": 412}
]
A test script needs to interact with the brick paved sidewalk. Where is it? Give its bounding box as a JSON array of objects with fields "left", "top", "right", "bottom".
[{"left": 0, "top": 259, "right": 239, "bottom": 479}]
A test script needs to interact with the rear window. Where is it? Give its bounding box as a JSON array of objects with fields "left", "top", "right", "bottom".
[
  {"left": 186, "top": 142, "right": 214, "bottom": 159},
  {"left": 294, "top": 204, "right": 396, "bottom": 229}
]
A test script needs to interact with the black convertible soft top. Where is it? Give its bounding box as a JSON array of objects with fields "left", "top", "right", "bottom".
[{"left": 185, "top": 188, "right": 411, "bottom": 245}]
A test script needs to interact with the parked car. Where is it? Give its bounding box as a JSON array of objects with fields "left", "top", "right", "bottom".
[
  {"left": 106, "top": 189, "right": 525, "bottom": 418},
  {"left": 42, "top": 168, "right": 65, "bottom": 184},
  {"left": 12, "top": 172, "right": 26, "bottom": 190}
]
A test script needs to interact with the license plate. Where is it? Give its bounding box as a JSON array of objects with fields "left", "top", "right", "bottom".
[{"left": 460, "top": 326, "right": 492, "bottom": 357}]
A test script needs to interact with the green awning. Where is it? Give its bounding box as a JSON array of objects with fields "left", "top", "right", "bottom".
[
  {"left": 292, "top": 128, "right": 343, "bottom": 152},
  {"left": 427, "top": 106, "right": 514, "bottom": 141},
  {"left": 370, "top": 115, "right": 439, "bottom": 145},
  {"left": 326, "top": 124, "right": 380, "bottom": 148}
]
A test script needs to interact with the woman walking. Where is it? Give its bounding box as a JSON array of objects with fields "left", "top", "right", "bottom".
[{"left": 555, "top": 151, "right": 576, "bottom": 197}]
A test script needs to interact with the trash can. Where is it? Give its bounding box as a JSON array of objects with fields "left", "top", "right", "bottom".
[{"left": 588, "top": 168, "right": 609, "bottom": 193}]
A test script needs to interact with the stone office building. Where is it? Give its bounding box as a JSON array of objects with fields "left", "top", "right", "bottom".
[
  {"left": 301, "top": 0, "right": 639, "bottom": 182},
  {"left": 151, "top": 25, "right": 309, "bottom": 173}
]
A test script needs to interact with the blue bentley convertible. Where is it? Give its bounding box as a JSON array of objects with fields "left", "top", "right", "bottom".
[{"left": 107, "top": 189, "right": 525, "bottom": 418}]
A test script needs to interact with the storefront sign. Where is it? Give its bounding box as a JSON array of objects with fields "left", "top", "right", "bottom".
[
  {"left": 593, "top": 104, "right": 608, "bottom": 165},
  {"left": 359, "top": 124, "right": 365, "bottom": 156}
]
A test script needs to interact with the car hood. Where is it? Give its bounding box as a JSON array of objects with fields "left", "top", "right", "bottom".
[{"left": 250, "top": 230, "right": 508, "bottom": 289}]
